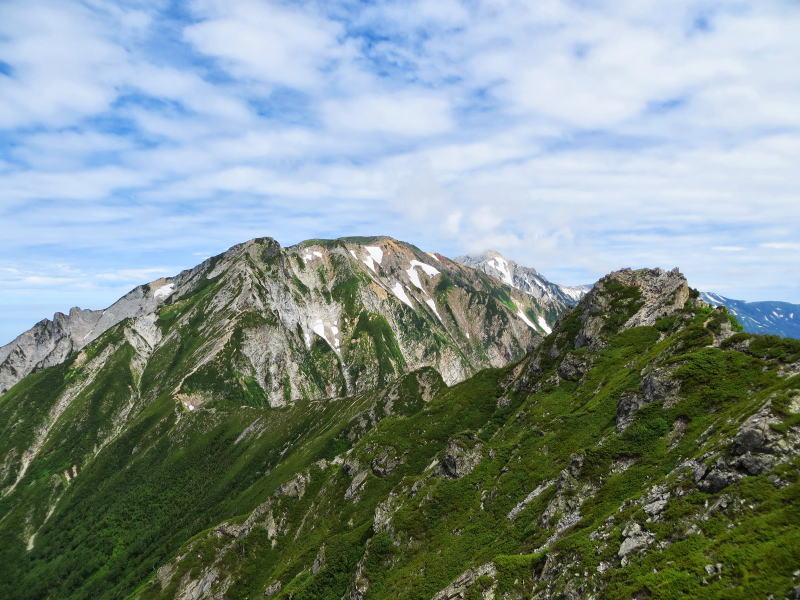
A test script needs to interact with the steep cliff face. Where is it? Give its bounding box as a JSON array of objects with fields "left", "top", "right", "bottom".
[
  {"left": 2, "top": 264, "right": 799, "bottom": 600},
  {"left": 570, "top": 267, "right": 691, "bottom": 350},
  {"left": 0, "top": 290, "right": 167, "bottom": 395}
]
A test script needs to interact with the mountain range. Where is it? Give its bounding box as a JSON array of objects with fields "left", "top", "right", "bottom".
[
  {"left": 3, "top": 247, "right": 796, "bottom": 397},
  {"left": 0, "top": 236, "right": 799, "bottom": 600},
  {"left": 0, "top": 237, "right": 560, "bottom": 400},
  {"left": 700, "top": 292, "right": 800, "bottom": 340}
]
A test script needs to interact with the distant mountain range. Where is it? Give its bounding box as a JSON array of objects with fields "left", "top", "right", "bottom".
[
  {"left": 700, "top": 292, "right": 800, "bottom": 339},
  {"left": 4, "top": 247, "right": 795, "bottom": 398},
  {"left": 456, "top": 252, "right": 800, "bottom": 340}
]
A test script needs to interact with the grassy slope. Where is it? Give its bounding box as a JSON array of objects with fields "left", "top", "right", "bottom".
[{"left": 134, "top": 299, "right": 800, "bottom": 599}]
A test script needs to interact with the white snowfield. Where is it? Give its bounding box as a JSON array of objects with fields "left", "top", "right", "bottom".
[
  {"left": 406, "top": 259, "right": 440, "bottom": 293},
  {"left": 311, "top": 318, "right": 341, "bottom": 352},
  {"left": 302, "top": 249, "right": 324, "bottom": 261},
  {"left": 154, "top": 283, "right": 175, "bottom": 301},
  {"left": 358, "top": 245, "right": 384, "bottom": 272},
  {"left": 406, "top": 266, "right": 424, "bottom": 292},
  {"left": 364, "top": 246, "right": 383, "bottom": 264},
  {"left": 409, "top": 260, "right": 440, "bottom": 277},
  {"left": 489, "top": 256, "right": 514, "bottom": 286},
  {"left": 361, "top": 245, "right": 384, "bottom": 272}
]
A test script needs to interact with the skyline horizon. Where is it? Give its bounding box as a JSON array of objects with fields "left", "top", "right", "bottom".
[{"left": 2, "top": 230, "right": 796, "bottom": 347}]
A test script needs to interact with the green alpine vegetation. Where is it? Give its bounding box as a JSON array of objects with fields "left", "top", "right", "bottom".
[{"left": 0, "top": 240, "right": 798, "bottom": 600}]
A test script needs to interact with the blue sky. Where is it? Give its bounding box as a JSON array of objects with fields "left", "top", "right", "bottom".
[{"left": 1, "top": 0, "right": 799, "bottom": 344}]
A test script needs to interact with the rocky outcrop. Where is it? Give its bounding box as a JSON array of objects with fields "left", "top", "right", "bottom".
[
  {"left": 616, "top": 366, "right": 681, "bottom": 431},
  {"left": 0, "top": 285, "right": 173, "bottom": 394},
  {"left": 537, "top": 454, "right": 593, "bottom": 550},
  {"left": 557, "top": 351, "right": 593, "bottom": 381},
  {"left": 431, "top": 562, "right": 497, "bottom": 600},
  {"left": 441, "top": 438, "right": 482, "bottom": 479},
  {"left": 575, "top": 267, "right": 690, "bottom": 350},
  {"left": 507, "top": 480, "right": 555, "bottom": 520},
  {"left": 617, "top": 521, "right": 654, "bottom": 566},
  {"left": 277, "top": 471, "right": 310, "bottom": 498},
  {"left": 370, "top": 447, "right": 400, "bottom": 477},
  {"left": 689, "top": 400, "right": 800, "bottom": 493}
]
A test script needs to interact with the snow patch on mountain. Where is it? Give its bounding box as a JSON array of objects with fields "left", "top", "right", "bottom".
[
  {"left": 453, "top": 251, "right": 590, "bottom": 311},
  {"left": 154, "top": 283, "right": 175, "bottom": 301},
  {"left": 406, "top": 266, "right": 424, "bottom": 292},
  {"left": 365, "top": 246, "right": 383, "bottom": 263},
  {"left": 391, "top": 282, "right": 414, "bottom": 308},
  {"left": 302, "top": 249, "right": 324, "bottom": 262},
  {"left": 410, "top": 260, "right": 440, "bottom": 277},
  {"left": 489, "top": 256, "right": 513, "bottom": 286},
  {"left": 537, "top": 315, "right": 552, "bottom": 334},
  {"left": 516, "top": 309, "right": 537, "bottom": 330},
  {"left": 425, "top": 298, "right": 443, "bottom": 322}
]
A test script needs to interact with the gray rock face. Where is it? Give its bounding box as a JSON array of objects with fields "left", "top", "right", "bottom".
[
  {"left": 507, "top": 479, "right": 556, "bottom": 520},
  {"left": 0, "top": 277, "right": 180, "bottom": 394},
  {"left": 618, "top": 521, "right": 654, "bottom": 564},
  {"left": 277, "top": 472, "right": 310, "bottom": 498},
  {"left": 264, "top": 581, "right": 282, "bottom": 596},
  {"left": 311, "top": 545, "right": 326, "bottom": 574},
  {"left": 344, "top": 463, "right": 370, "bottom": 501},
  {"left": 557, "top": 351, "right": 593, "bottom": 381},
  {"left": 694, "top": 401, "right": 800, "bottom": 492},
  {"left": 370, "top": 448, "right": 399, "bottom": 477},
  {"left": 536, "top": 453, "right": 594, "bottom": 551},
  {"left": 639, "top": 484, "right": 670, "bottom": 520},
  {"left": 616, "top": 366, "right": 681, "bottom": 431}
]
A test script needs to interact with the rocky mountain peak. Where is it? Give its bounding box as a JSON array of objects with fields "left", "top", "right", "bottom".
[
  {"left": 0, "top": 235, "right": 552, "bottom": 403},
  {"left": 453, "top": 251, "right": 591, "bottom": 336},
  {"left": 573, "top": 267, "right": 690, "bottom": 349}
]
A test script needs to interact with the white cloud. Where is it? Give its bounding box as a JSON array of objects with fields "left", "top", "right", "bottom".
[
  {"left": 321, "top": 92, "right": 454, "bottom": 136},
  {"left": 761, "top": 242, "right": 800, "bottom": 250},
  {"left": 0, "top": 2, "right": 133, "bottom": 128},
  {"left": 184, "top": 0, "right": 350, "bottom": 90},
  {"left": 95, "top": 267, "right": 177, "bottom": 282}
]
